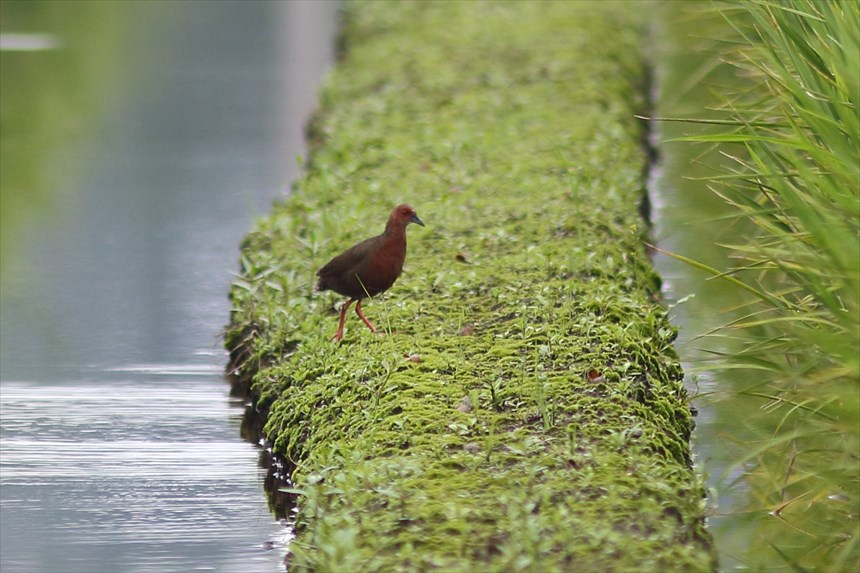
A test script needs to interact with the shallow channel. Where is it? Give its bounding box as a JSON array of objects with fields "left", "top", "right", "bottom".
[
  {"left": 0, "top": 2, "right": 337, "bottom": 572},
  {"left": 650, "top": 13, "right": 763, "bottom": 570}
]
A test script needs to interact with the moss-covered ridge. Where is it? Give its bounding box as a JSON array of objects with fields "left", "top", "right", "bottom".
[{"left": 226, "top": 1, "right": 715, "bottom": 571}]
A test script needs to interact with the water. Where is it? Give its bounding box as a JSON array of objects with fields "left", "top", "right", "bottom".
[
  {"left": 0, "top": 1, "right": 337, "bottom": 571},
  {"left": 649, "top": 12, "right": 769, "bottom": 570}
]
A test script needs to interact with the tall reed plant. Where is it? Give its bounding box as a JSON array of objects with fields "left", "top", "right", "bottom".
[{"left": 677, "top": 1, "right": 859, "bottom": 571}]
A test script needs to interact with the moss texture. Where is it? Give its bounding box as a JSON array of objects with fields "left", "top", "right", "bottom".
[{"left": 226, "top": 1, "right": 716, "bottom": 571}]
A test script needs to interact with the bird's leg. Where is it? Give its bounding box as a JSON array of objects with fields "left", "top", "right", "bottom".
[
  {"left": 355, "top": 300, "right": 378, "bottom": 333},
  {"left": 331, "top": 298, "right": 354, "bottom": 341}
]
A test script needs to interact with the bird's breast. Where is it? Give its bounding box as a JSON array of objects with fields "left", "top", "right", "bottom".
[{"left": 357, "top": 237, "right": 406, "bottom": 296}]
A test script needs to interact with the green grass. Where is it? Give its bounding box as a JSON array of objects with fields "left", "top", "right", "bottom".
[
  {"left": 225, "top": 1, "right": 715, "bottom": 570},
  {"left": 667, "top": 1, "right": 859, "bottom": 571}
]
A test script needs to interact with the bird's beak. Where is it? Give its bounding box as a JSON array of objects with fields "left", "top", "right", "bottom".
[{"left": 411, "top": 214, "right": 426, "bottom": 227}]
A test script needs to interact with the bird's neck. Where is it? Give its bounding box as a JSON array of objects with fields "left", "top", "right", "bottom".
[
  {"left": 380, "top": 224, "right": 407, "bottom": 255},
  {"left": 383, "top": 222, "right": 407, "bottom": 238}
]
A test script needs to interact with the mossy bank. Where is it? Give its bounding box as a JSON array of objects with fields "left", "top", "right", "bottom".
[{"left": 226, "top": 1, "right": 716, "bottom": 571}]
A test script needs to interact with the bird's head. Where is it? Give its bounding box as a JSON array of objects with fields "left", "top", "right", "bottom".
[{"left": 390, "top": 204, "right": 425, "bottom": 229}]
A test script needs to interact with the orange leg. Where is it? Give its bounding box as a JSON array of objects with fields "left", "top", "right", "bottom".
[
  {"left": 331, "top": 298, "right": 355, "bottom": 342},
  {"left": 355, "top": 300, "right": 378, "bottom": 333}
]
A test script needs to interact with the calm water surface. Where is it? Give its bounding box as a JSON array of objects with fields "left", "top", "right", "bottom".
[
  {"left": 0, "top": 2, "right": 337, "bottom": 572},
  {"left": 650, "top": 13, "right": 767, "bottom": 570}
]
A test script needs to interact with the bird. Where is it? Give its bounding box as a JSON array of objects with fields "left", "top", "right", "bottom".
[{"left": 316, "top": 204, "right": 425, "bottom": 341}]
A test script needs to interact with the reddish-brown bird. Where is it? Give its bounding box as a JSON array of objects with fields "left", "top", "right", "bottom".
[{"left": 317, "top": 204, "right": 425, "bottom": 341}]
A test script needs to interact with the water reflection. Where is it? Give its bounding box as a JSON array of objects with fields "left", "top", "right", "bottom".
[
  {"left": 650, "top": 10, "right": 769, "bottom": 570},
  {"left": 1, "top": 373, "right": 292, "bottom": 573},
  {"left": 0, "top": 1, "right": 337, "bottom": 571}
]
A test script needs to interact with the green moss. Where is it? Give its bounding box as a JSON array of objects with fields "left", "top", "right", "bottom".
[{"left": 226, "top": 1, "right": 715, "bottom": 570}]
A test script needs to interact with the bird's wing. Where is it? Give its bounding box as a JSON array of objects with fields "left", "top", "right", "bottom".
[{"left": 317, "top": 235, "right": 381, "bottom": 279}]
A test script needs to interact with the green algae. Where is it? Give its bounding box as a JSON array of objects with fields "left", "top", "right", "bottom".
[{"left": 225, "top": 1, "right": 716, "bottom": 570}]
